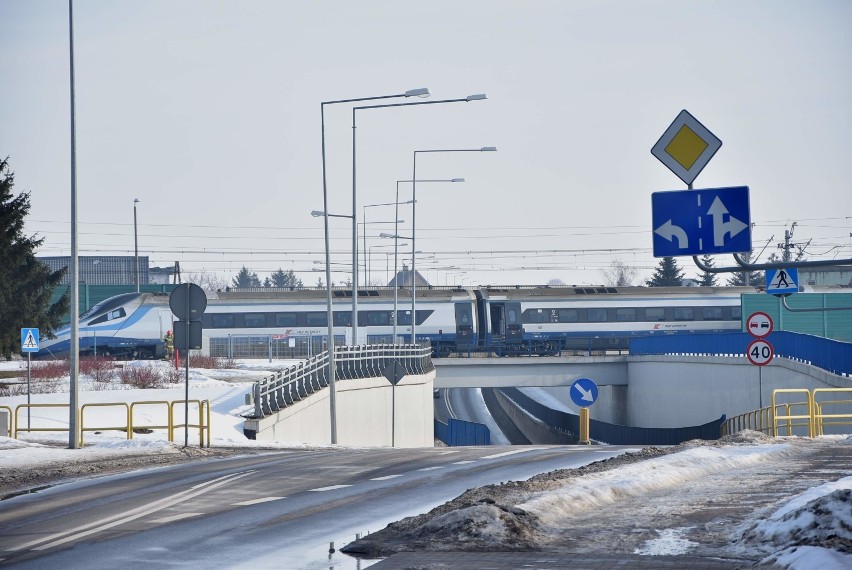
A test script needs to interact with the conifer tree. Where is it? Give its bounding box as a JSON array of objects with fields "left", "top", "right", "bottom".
[
  {"left": 231, "top": 266, "right": 261, "bottom": 288},
  {"left": 697, "top": 255, "right": 718, "bottom": 287},
  {"left": 645, "top": 256, "right": 685, "bottom": 287},
  {"left": 0, "top": 158, "right": 69, "bottom": 359}
]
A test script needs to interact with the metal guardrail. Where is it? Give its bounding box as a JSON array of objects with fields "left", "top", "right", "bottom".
[
  {"left": 249, "top": 343, "right": 434, "bottom": 419},
  {"left": 722, "top": 388, "right": 852, "bottom": 437},
  {"left": 11, "top": 400, "right": 210, "bottom": 447}
]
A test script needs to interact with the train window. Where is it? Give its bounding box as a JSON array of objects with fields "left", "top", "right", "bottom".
[
  {"left": 367, "top": 311, "right": 391, "bottom": 326},
  {"left": 335, "top": 312, "right": 352, "bottom": 327},
  {"left": 398, "top": 311, "right": 412, "bottom": 326},
  {"left": 674, "top": 307, "right": 695, "bottom": 321},
  {"left": 414, "top": 310, "right": 435, "bottom": 325},
  {"left": 525, "top": 309, "right": 549, "bottom": 324},
  {"left": 587, "top": 308, "right": 607, "bottom": 322},
  {"left": 616, "top": 308, "right": 637, "bottom": 322},
  {"left": 306, "top": 312, "right": 327, "bottom": 326},
  {"left": 212, "top": 314, "right": 235, "bottom": 328},
  {"left": 558, "top": 309, "right": 579, "bottom": 322},
  {"left": 644, "top": 308, "right": 665, "bottom": 321},
  {"left": 244, "top": 314, "right": 266, "bottom": 328},
  {"left": 702, "top": 307, "right": 723, "bottom": 320},
  {"left": 730, "top": 306, "right": 742, "bottom": 320},
  {"left": 87, "top": 307, "right": 126, "bottom": 326},
  {"left": 455, "top": 303, "right": 472, "bottom": 325},
  {"left": 275, "top": 313, "right": 298, "bottom": 326}
]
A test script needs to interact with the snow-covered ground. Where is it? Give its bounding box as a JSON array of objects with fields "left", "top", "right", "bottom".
[{"left": 2, "top": 360, "right": 851, "bottom": 568}]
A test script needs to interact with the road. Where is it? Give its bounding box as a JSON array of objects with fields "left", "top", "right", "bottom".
[
  {"left": 434, "top": 387, "right": 511, "bottom": 444},
  {"left": 0, "top": 445, "right": 635, "bottom": 569}
]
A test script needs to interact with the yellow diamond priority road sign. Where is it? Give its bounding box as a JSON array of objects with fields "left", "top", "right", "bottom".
[{"left": 651, "top": 109, "right": 722, "bottom": 186}]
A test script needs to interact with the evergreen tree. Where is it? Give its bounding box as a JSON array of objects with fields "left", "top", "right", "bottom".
[
  {"left": 0, "top": 158, "right": 69, "bottom": 359},
  {"left": 726, "top": 251, "right": 762, "bottom": 287},
  {"left": 231, "top": 266, "right": 261, "bottom": 288},
  {"left": 267, "top": 268, "right": 303, "bottom": 288},
  {"left": 697, "top": 255, "right": 718, "bottom": 287},
  {"left": 645, "top": 256, "right": 685, "bottom": 287}
]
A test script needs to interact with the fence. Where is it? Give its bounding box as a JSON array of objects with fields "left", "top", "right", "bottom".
[
  {"left": 630, "top": 331, "right": 852, "bottom": 377},
  {"left": 722, "top": 388, "right": 852, "bottom": 437},
  {"left": 211, "top": 334, "right": 341, "bottom": 360},
  {"left": 250, "top": 343, "right": 434, "bottom": 418},
  {"left": 10, "top": 399, "right": 210, "bottom": 447},
  {"left": 434, "top": 418, "right": 490, "bottom": 446}
]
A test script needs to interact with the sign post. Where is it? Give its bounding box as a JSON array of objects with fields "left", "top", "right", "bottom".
[
  {"left": 169, "top": 284, "right": 207, "bottom": 447},
  {"left": 570, "top": 378, "right": 598, "bottom": 445},
  {"left": 21, "top": 328, "right": 40, "bottom": 432},
  {"left": 745, "top": 312, "right": 774, "bottom": 408}
]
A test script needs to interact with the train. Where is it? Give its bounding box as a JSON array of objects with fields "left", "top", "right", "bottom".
[{"left": 36, "top": 285, "right": 756, "bottom": 360}]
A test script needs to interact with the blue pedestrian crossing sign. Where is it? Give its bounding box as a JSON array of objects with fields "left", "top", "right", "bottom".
[
  {"left": 652, "top": 186, "right": 751, "bottom": 257},
  {"left": 765, "top": 268, "right": 799, "bottom": 296},
  {"left": 21, "top": 328, "right": 40, "bottom": 353},
  {"left": 570, "top": 377, "right": 599, "bottom": 408}
]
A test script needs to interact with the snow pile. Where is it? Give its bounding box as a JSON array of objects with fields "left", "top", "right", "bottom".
[
  {"left": 633, "top": 527, "right": 699, "bottom": 556},
  {"left": 519, "top": 443, "right": 793, "bottom": 525}
]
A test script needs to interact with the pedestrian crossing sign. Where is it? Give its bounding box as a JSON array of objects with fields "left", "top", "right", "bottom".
[
  {"left": 765, "top": 268, "right": 799, "bottom": 296},
  {"left": 21, "top": 328, "right": 40, "bottom": 353}
]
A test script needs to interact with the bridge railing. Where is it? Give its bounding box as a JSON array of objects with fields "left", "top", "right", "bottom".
[{"left": 250, "top": 343, "right": 433, "bottom": 419}]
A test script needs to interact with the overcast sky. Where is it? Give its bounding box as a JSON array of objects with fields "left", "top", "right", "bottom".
[{"left": 2, "top": 0, "right": 850, "bottom": 288}]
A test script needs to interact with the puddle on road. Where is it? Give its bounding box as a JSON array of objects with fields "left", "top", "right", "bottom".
[
  {"left": 253, "top": 533, "right": 383, "bottom": 569},
  {"left": 1, "top": 484, "right": 54, "bottom": 501}
]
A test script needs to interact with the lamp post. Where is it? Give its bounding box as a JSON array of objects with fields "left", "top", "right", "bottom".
[
  {"left": 363, "top": 199, "right": 410, "bottom": 285},
  {"left": 380, "top": 178, "right": 464, "bottom": 342},
  {"left": 410, "top": 148, "right": 496, "bottom": 343},
  {"left": 133, "top": 198, "right": 140, "bottom": 293},
  {"left": 351, "top": 93, "right": 486, "bottom": 345}
]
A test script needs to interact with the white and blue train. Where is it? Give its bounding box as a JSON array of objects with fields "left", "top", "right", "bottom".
[{"left": 37, "top": 285, "right": 751, "bottom": 359}]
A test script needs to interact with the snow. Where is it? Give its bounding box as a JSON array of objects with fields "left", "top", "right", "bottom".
[{"left": 2, "top": 359, "right": 851, "bottom": 568}]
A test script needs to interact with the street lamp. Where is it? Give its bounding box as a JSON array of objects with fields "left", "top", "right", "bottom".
[
  {"left": 411, "top": 148, "right": 496, "bottom": 343},
  {"left": 320, "top": 88, "right": 428, "bottom": 444},
  {"left": 380, "top": 178, "right": 464, "bottom": 342},
  {"left": 350, "top": 93, "right": 486, "bottom": 345},
  {"left": 133, "top": 198, "right": 140, "bottom": 293},
  {"left": 363, "top": 198, "right": 411, "bottom": 285}
]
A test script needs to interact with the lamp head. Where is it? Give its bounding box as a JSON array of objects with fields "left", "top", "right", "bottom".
[
  {"left": 466, "top": 93, "right": 487, "bottom": 101},
  {"left": 311, "top": 210, "right": 325, "bottom": 217},
  {"left": 480, "top": 146, "right": 497, "bottom": 152},
  {"left": 405, "top": 87, "right": 430, "bottom": 98},
  {"left": 134, "top": 198, "right": 139, "bottom": 204},
  {"left": 451, "top": 178, "right": 465, "bottom": 183},
  {"left": 379, "top": 233, "right": 396, "bottom": 239}
]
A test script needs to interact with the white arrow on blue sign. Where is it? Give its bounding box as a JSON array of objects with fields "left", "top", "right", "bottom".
[
  {"left": 21, "top": 328, "right": 40, "bottom": 353},
  {"left": 765, "top": 268, "right": 798, "bottom": 296},
  {"left": 651, "top": 186, "right": 751, "bottom": 257},
  {"left": 570, "top": 377, "right": 599, "bottom": 408}
]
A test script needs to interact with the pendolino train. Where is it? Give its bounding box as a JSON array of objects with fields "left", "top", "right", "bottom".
[{"left": 37, "top": 285, "right": 756, "bottom": 360}]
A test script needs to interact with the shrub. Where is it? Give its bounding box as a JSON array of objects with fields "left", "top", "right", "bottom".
[
  {"left": 178, "top": 353, "right": 233, "bottom": 369},
  {"left": 29, "top": 360, "right": 67, "bottom": 381},
  {"left": 80, "top": 355, "right": 116, "bottom": 384},
  {"left": 118, "top": 364, "right": 163, "bottom": 389}
]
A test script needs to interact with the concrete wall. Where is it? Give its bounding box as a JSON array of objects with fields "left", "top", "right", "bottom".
[
  {"left": 433, "top": 356, "right": 628, "bottom": 388},
  {"left": 245, "top": 370, "right": 435, "bottom": 448},
  {"left": 627, "top": 356, "right": 852, "bottom": 428}
]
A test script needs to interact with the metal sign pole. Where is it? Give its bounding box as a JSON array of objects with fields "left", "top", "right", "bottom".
[
  {"left": 184, "top": 283, "right": 190, "bottom": 447},
  {"left": 27, "top": 352, "right": 31, "bottom": 431}
]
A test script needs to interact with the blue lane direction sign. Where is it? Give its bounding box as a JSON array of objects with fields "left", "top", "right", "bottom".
[
  {"left": 765, "top": 268, "right": 799, "bottom": 296},
  {"left": 570, "top": 377, "right": 599, "bottom": 408},
  {"left": 21, "top": 328, "right": 40, "bottom": 353},
  {"left": 652, "top": 186, "right": 751, "bottom": 258}
]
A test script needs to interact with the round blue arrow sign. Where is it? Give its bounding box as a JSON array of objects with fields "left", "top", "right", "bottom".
[{"left": 570, "top": 377, "right": 599, "bottom": 408}]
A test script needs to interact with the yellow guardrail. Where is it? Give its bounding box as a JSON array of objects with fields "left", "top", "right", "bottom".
[
  {"left": 724, "top": 388, "right": 852, "bottom": 438},
  {"left": 1, "top": 404, "right": 13, "bottom": 437},
  {"left": 9, "top": 400, "right": 210, "bottom": 448},
  {"left": 80, "top": 402, "right": 131, "bottom": 446}
]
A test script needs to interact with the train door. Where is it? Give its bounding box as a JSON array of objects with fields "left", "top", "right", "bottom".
[
  {"left": 454, "top": 302, "right": 474, "bottom": 351},
  {"left": 488, "top": 301, "right": 523, "bottom": 344}
]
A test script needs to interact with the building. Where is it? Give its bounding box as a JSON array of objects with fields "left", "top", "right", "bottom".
[
  {"left": 39, "top": 256, "right": 149, "bottom": 286},
  {"left": 799, "top": 266, "right": 852, "bottom": 288}
]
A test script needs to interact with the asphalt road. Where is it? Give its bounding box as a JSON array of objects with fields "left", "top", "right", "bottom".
[{"left": 0, "top": 445, "right": 634, "bottom": 569}]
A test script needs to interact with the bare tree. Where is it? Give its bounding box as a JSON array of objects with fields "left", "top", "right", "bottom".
[
  {"left": 185, "top": 270, "right": 228, "bottom": 292},
  {"left": 601, "top": 260, "right": 638, "bottom": 287}
]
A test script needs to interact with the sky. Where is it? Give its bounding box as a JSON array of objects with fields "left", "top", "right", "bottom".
[
  {"left": 1, "top": 357, "right": 850, "bottom": 568},
  {"left": 2, "top": 0, "right": 851, "bottom": 288}
]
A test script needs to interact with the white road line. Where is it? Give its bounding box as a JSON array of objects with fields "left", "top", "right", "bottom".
[
  {"left": 8, "top": 470, "right": 255, "bottom": 553},
  {"left": 150, "top": 513, "right": 204, "bottom": 524},
  {"left": 481, "top": 447, "right": 548, "bottom": 459},
  {"left": 443, "top": 389, "right": 456, "bottom": 419},
  {"left": 435, "top": 450, "right": 459, "bottom": 455},
  {"left": 417, "top": 466, "right": 444, "bottom": 472},
  {"left": 452, "top": 460, "right": 476, "bottom": 465},
  {"left": 370, "top": 474, "right": 403, "bottom": 481},
  {"left": 307, "top": 484, "right": 352, "bottom": 492},
  {"left": 233, "top": 497, "right": 286, "bottom": 506}
]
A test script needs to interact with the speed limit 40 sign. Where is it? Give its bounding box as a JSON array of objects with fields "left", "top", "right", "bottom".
[{"left": 746, "top": 339, "right": 774, "bottom": 366}]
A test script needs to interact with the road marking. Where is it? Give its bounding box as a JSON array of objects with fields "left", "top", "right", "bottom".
[
  {"left": 443, "top": 389, "right": 456, "bottom": 419},
  {"left": 481, "top": 448, "right": 548, "bottom": 459},
  {"left": 417, "top": 466, "right": 444, "bottom": 472},
  {"left": 308, "top": 484, "right": 351, "bottom": 492},
  {"left": 150, "top": 513, "right": 203, "bottom": 524},
  {"left": 8, "top": 470, "right": 255, "bottom": 553},
  {"left": 370, "top": 474, "right": 403, "bottom": 481},
  {"left": 233, "top": 497, "right": 286, "bottom": 506},
  {"left": 435, "top": 450, "right": 459, "bottom": 455},
  {"left": 452, "top": 460, "right": 476, "bottom": 465}
]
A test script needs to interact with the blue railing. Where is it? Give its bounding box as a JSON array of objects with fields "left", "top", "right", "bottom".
[
  {"left": 434, "top": 418, "right": 490, "bottom": 446},
  {"left": 630, "top": 331, "right": 852, "bottom": 377},
  {"left": 248, "top": 344, "right": 434, "bottom": 419}
]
